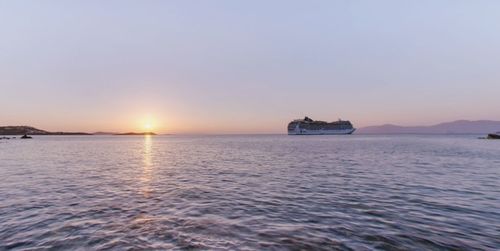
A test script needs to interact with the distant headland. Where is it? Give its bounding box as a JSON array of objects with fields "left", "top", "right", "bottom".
[
  {"left": 0, "top": 126, "right": 91, "bottom": 135},
  {"left": 0, "top": 126, "right": 157, "bottom": 136}
]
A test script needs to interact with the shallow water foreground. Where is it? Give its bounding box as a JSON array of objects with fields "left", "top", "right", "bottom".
[{"left": 1, "top": 135, "right": 499, "bottom": 250}]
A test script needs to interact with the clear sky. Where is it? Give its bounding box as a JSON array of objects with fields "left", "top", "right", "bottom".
[{"left": 1, "top": 1, "right": 499, "bottom": 134}]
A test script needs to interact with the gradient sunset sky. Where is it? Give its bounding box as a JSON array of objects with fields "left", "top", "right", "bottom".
[{"left": 1, "top": 1, "right": 499, "bottom": 134}]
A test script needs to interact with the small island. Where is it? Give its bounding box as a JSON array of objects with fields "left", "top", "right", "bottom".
[
  {"left": 0, "top": 126, "right": 91, "bottom": 135},
  {"left": 114, "top": 132, "right": 157, "bottom": 136}
]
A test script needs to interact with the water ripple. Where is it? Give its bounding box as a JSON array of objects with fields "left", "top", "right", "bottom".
[{"left": 0, "top": 135, "right": 499, "bottom": 250}]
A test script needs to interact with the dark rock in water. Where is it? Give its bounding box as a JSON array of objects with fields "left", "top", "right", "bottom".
[
  {"left": 20, "top": 134, "right": 32, "bottom": 139},
  {"left": 487, "top": 133, "right": 500, "bottom": 139}
]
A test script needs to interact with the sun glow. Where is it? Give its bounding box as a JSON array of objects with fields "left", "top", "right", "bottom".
[{"left": 140, "top": 115, "right": 155, "bottom": 132}]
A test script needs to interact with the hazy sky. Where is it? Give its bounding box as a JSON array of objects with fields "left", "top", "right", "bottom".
[{"left": 1, "top": 1, "right": 499, "bottom": 133}]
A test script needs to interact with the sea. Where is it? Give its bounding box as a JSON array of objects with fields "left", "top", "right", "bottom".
[{"left": 0, "top": 135, "right": 499, "bottom": 250}]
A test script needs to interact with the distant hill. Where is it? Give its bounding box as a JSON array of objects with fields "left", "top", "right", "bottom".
[
  {"left": 0, "top": 126, "right": 48, "bottom": 135},
  {"left": 357, "top": 120, "right": 500, "bottom": 134},
  {"left": 0, "top": 126, "right": 91, "bottom": 135},
  {"left": 0, "top": 126, "right": 159, "bottom": 136}
]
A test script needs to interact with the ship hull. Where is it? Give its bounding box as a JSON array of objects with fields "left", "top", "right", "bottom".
[{"left": 288, "top": 128, "right": 356, "bottom": 135}]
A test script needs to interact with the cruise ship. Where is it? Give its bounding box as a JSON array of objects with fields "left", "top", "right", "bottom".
[{"left": 287, "top": 117, "right": 355, "bottom": 135}]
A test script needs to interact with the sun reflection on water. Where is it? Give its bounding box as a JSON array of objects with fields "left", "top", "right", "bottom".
[{"left": 141, "top": 135, "right": 153, "bottom": 198}]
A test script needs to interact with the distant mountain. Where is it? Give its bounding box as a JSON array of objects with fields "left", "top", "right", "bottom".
[
  {"left": 357, "top": 120, "right": 500, "bottom": 134},
  {"left": 0, "top": 126, "right": 91, "bottom": 135}
]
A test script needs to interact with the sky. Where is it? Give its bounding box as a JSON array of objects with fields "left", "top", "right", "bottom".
[{"left": 1, "top": 1, "right": 500, "bottom": 134}]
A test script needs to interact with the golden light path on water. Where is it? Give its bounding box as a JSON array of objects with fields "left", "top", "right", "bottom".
[{"left": 141, "top": 135, "right": 153, "bottom": 198}]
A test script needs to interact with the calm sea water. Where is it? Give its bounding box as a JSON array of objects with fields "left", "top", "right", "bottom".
[{"left": 0, "top": 135, "right": 499, "bottom": 250}]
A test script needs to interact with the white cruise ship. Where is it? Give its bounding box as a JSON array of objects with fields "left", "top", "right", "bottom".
[{"left": 287, "top": 117, "right": 355, "bottom": 135}]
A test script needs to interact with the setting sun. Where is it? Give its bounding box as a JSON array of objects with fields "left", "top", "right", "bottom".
[{"left": 140, "top": 115, "right": 156, "bottom": 132}]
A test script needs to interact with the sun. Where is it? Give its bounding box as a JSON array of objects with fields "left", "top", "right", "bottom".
[{"left": 139, "top": 115, "right": 157, "bottom": 132}]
